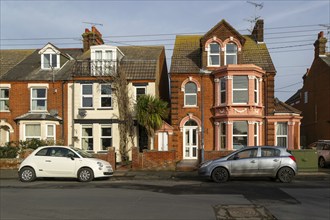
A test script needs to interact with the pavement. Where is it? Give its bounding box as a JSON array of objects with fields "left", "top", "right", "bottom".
[{"left": 1, "top": 168, "right": 330, "bottom": 181}]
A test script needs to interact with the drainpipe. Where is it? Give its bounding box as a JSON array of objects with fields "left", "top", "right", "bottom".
[{"left": 61, "top": 81, "right": 65, "bottom": 142}]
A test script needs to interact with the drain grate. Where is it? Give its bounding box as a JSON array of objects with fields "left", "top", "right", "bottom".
[{"left": 213, "top": 204, "right": 277, "bottom": 219}]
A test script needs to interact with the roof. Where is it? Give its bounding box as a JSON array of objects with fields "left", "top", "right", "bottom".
[
  {"left": 285, "top": 89, "right": 301, "bottom": 104},
  {"left": 170, "top": 22, "right": 276, "bottom": 74},
  {"left": 0, "top": 49, "right": 35, "bottom": 78},
  {"left": 0, "top": 49, "right": 83, "bottom": 81},
  {"left": 15, "top": 113, "right": 62, "bottom": 121},
  {"left": 320, "top": 55, "right": 330, "bottom": 67},
  {"left": 274, "top": 98, "right": 301, "bottom": 114}
]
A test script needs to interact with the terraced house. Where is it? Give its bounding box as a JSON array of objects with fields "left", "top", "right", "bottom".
[
  {"left": 0, "top": 27, "right": 170, "bottom": 163},
  {"left": 170, "top": 19, "right": 302, "bottom": 163}
]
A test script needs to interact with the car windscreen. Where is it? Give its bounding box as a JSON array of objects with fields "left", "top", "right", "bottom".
[{"left": 72, "top": 148, "right": 94, "bottom": 158}]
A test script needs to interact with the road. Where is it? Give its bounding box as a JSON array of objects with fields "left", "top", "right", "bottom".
[{"left": 1, "top": 178, "right": 329, "bottom": 220}]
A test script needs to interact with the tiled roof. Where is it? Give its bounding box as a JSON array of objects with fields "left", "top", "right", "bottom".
[
  {"left": 274, "top": 98, "right": 301, "bottom": 114},
  {"left": 170, "top": 35, "right": 276, "bottom": 74},
  {"left": 15, "top": 113, "right": 62, "bottom": 121},
  {"left": 0, "top": 49, "right": 83, "bottom": 81},
  {"left": 0, "top": 49, "right": 35, "bottom": 78}
]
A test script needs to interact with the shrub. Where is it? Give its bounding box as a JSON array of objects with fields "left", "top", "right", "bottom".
[{"left": 0, "top": 146, "right": 19, "bottom": 158}]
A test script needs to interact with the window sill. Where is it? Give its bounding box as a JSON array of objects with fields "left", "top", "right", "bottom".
[
  {"left": 0, "top": 110, "right": 10, "bottom": 112},
  {"left": 96, "top": 107, "right": 113, "bottom": 110},
  {"left": 183, "top": 106, "right": 198, "bottom": 109},
  {"left": 79, "top": 107, "right": 94, "bottom": 110}
]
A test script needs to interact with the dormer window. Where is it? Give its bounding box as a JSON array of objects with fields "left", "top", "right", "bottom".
[
  {"left": 91, "top": 45, "right": 124, "bottom": 76},
  {"left": 39, "top": 43, "right": 61, "bottom": 70},
  {"left": 208, "top": 43, "right": 220, "bottom": 66},
  {"left": 225, "top": 43, "right": 237, "bottom": 65}
]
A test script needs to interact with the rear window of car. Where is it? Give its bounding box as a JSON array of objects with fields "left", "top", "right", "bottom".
[
  {"left": 261, "top": 148, "right": 281, "bottom": 157},
  {"left": 324, "top": 144, "right": 330, "bottom": 150},
  {"left": 35, "top": 148, "right": 48, "bottom": 156}
]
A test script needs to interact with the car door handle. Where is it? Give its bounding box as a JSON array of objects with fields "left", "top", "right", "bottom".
[
  {"left": 45, "top": 160, "right": 51, "bottom": 162},
  {"left": 273, "top": 159, "right": 279, "bottom": 162}
]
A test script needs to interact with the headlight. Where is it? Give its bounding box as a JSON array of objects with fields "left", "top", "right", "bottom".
[
  {"left": 200, "top": 160, "right": 212, "bottom": 168},
  {"left": 97, "top": 162, "right": 103, "bottom": 167}
]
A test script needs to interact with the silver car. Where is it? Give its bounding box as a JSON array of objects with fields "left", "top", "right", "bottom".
[{"left": 198, "top": 146, "right": 297, "bottom": 183}]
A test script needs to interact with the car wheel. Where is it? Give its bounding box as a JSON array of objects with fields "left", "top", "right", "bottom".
[
  {"left": 19, "top": 167, "right": 36, "bottom": 182},
  {"left": 319, "top": 157, "right": 326, "bottom": 168},
  {"left": 211, "top": 167, "right": 229, "bottom": 183},
  {"left": 78, "top": 168, "right": 94, "bottom": 182},
  {"left": 277, "top": 167, "right": 294, "bottom": 183}
]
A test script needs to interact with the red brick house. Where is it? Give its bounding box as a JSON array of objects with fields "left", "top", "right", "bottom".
[
  {"left": 286, "top": 32, "right": 330, "bottom": 147},
  {"left": 170, "top": 19, "right": 302, "bottom": 163}
]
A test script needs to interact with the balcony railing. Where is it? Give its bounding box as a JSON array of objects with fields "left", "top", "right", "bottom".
[{"left": 72, "top": 60, "right": 117, "bottom": 77}]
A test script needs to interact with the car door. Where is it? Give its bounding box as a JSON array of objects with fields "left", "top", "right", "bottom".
[
  {"left": 258, "top": 148, "right": 282, "bottom": 176},
  {"left": 40, "top": 147, "right": 78, "bottom": 177},
  {"left": 229, "top": 148, "right": 259, "bottom": 176}
]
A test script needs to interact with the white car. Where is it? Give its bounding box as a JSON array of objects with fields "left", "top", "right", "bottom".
[{"left": 18, "top": 146, "right": 113, "bottom": 182}]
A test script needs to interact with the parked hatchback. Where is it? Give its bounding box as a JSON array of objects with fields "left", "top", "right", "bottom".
[
  {"left": 308, "top": 140, "right": 330, "bottom": 168},
  {"left": 18, "top": 146, "right": 113, "bottom": 182},
  {"left": 198, "top": 146, "right": 297, "bottom": 183}
]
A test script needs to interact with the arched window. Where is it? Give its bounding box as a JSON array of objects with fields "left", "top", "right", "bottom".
[
  {"left": 208, "top": 43, "right": 220, "bottom": 66},
  {"left": 185, "top": 120, "right": 198, "bottom": 126},
  {"left": 184, "top": 82, "right": 197, "bottom": 106},
  {"left": 225, "top": 43, "right": 237, "bottom": 65}
]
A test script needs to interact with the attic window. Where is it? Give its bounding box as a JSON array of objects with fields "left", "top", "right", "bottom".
[
  {"left": 225, "top": 43, "right": 237, "bottom": 65},
  {"left": 42, "top": 53, "right": 59, "bottom": 69},
  {"left": 208, "top": 43, "right": 220, "bottom": 66}
]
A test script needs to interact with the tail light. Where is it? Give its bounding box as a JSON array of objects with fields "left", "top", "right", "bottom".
[{"left": 289, "top": 155, "right": 296, "bottom": 162}]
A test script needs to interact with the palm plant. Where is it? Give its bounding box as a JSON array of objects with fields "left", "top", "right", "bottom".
[{"left": 136, "top": 94, "right": 168, "bottom": 149}]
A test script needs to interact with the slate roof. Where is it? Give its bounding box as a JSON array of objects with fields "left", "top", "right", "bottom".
[
  {"left": 0, "top": 49, "right": 35, "bottom": 78},
  {"left": 170, "top": 33, "right": 276, "bottom": 74},
  {"left": 15, "top": 113, "right": 62, "bottom": 121},
  {"left": 0, "top": 49, "right": 83, "bottom": 81},
  {"left": 274, "top": 98, "right": 301, "bottom": 114}
]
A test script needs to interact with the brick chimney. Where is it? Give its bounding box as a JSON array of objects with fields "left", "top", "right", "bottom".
[
  {"left": 82, "top": 26, "right": 104, "bottom": 52},
  {"left": 314, "top": 31, "right": 327, "bottom": 58},
  {"left": 252, "top": 19, "right": 264, "bottom": 43}
]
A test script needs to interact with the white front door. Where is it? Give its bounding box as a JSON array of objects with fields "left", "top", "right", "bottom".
[{"left": 183, "top": 126, "right": 198, "bottom": 159}]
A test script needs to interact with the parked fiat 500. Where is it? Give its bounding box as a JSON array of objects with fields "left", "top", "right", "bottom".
[
  {"left": 198, "top": 146, "right": 297, "bottom": 183},
  {"left": 18, "top": 146, "right": 113, "bottom": 182}
]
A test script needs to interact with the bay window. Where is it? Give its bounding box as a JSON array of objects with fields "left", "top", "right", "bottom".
[
  {"left": 25, "top": 124, "right": 41, "bottom": 141},
  {"left": 233, "top": 76, "right": 248, "bottom": 103},
  {"left": 220, "top": 78, "right": 226, "bottom": 104},
  {"left": 233, "top": 121, "right": 248, "bottom": 149},
  {"left": 276, "top": 122, "right": 288, "bottom": 148},
  {"left": 220, "top": 122, "right": 226, "bottom": 149}
]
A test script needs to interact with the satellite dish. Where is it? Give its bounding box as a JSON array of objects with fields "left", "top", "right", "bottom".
[{"left": 78, "top": 109, "right": 87, "bottom": 117}]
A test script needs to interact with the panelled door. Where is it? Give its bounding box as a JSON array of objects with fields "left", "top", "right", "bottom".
[{"left": 183, "top": 126, "right": 198, "bottom": 159}]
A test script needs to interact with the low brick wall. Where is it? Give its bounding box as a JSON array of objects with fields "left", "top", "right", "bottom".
[
  {"left": 0, "top": 158, "right": 23, "bottom": 169},
  {"left": 204, "top": 150, "right": 233, "bottom": 161},
  {"left": 132, "top": 147, "right": 177, "bottom": 170},
  {"left": 93, "top": 148, "right": 116, "bottom": 170}
]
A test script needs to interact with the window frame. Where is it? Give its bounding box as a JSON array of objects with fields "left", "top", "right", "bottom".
[
  {"left": 276, "top": 122, "right": 288, "bottom": 148},
  {"left": 0, "top": 88, "right": 9, "bottom": 111},
  {"left": 254, "top": 78, "right": 259, "bottom": 105},
  {"left": 81, "top": 125, "right": 93, "bottom": 151},
  {"left": 46, "top": 124, "right": 56, "bottom": 142},
  {"left": 24, "top": 124, "right": 41, "bottom": 141},
  {"left": 208, "top": 42, "right": 221, "bottom": 66},
  {"left": 81, "top": 84, "right": 93, "bottom": 108},
  {"left": 219, "top": 122, "right": 226, "bottom": 150},
  {"left": 42, "top": 53, "right": 59, "bottom": 69},
  {"left": 100, "top": 125, "right": 112, "bottom": 150},
  {"left": 135, "top": 85, "right": 146, "bottom": 102},
  {"left": 254, "top": 122, "right": 259, "bottom": 146},
  {"left": 220, "top": 77, "right": 226, "bottom": 104},
  {"left": 30, "top": 88, "right": 47, "bottom": 111},
  {"left": 225, "top": 43, "right": 238, "bottom": 65},
  {"left": 100, "top": 84, "right": 112, "bottom": 108},
  {"left": 232, "top": 121, "right": 248, "bottom": 149},
  {"left": 184, "top": 82, "right": 198, "bottom": 107},
  {"left": 232, "top": 76, "right": 249, "bottom": 104}
]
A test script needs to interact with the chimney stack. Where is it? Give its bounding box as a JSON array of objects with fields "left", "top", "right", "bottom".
[
  {"left": 252, "top": 19, "right": 264, "bottom": 43},
  {"left": 82, "top": 26, "right": 104, "bottom": 52},
  {"left": 314, "top": 31, "right": 327, "bottom": 58}
]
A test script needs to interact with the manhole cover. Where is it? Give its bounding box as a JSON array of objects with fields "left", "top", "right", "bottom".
[{"left": 213, "top": 204, "right": 277, "bottom": 219}]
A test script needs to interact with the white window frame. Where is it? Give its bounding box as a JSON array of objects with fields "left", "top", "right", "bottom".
[
  {"left": 276, "top": 122, "right": 288, "bottom": 148},
  {"left": 81, "top": 125, "right": 93, "bottom": 151},
  {"left": 135, "top": 86, "right": 146, "bottom": 102},
  {"left": 232, "top": 76, "right": 248, "bottom": 104},
  {"left": 224, "top": 43, "right": 237, "bottom": 65},
  {"left": 220, "top": 77, "right": 226, "bottom": 104},
  {"left": 0, "top": 88, "right": 9, "bottom": 111},
  {"left": 81, "top": 84, "right": 93, "bottom": 108},
  {"left": 208, "top": 42, "right": 220, "bottom": 66},
  {"left": 232, "top": 121, "right": 248, "bottom": 149},
  {"left": 46, "top": 124, "right": 56, "bottom": 142},
  {"left": 254, "top": 78, "right": 259, "bottom": 105},
  {"left": 41, "top": 53, "right": 59, "bottom": 69},
  {"left": 184, "top": 82, "right": 197, "bottom": 107},
  {"left": 219, "top": 122, "right": 226, "bottom": 150},
  {"left": 254, "top": 122, "right": 259, "bottom": 146},
  {"left": 158, "top": 132, "right": 169, "bottom": 151},
  {"left": 100, "top": 125, "right": 112, "bottom": 150},
  {"left": 24, "top": 124, "right": 41, "bottom": 141},
  {"left": 100, "top": 84, "right": 112, "bottom": 108},
  {"left": 31, "top": 88, "right": 47, "bottom": 111}
]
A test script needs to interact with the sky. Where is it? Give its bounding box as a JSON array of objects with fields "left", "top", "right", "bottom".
[{"left": 1, "top": 0, "right": 329, "bottom": 101}]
